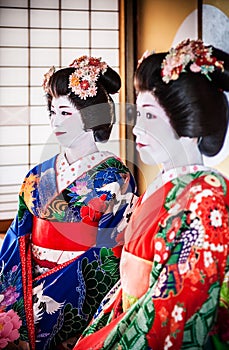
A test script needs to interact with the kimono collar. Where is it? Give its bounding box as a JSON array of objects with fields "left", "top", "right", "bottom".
[
  {"left": 143, "top": 164, "right": 213, "bottom": 202},
  {"left": 56, "top": 150, "right": 114, "bottom": 193}
]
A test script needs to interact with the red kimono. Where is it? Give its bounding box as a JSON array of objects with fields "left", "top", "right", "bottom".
[{"left": 74, "top": 165, "right": 229, "bottom": 350}]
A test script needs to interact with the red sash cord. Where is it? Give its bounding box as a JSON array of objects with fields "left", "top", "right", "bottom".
[{"left": 19, "top": 235, "right": 35, "bottom": 350}]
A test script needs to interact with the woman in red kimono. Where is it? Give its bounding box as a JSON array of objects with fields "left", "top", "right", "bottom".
[
  {"left": 0, "top": 56, "right": 137, "bottom": 349},
  {"left": 74, "top": 39, "right": 229, "bottom": 349}
]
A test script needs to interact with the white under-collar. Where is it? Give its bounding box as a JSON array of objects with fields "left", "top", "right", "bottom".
[
  {"left": 142, "top": 164, "right": 213, "bottom": 202},
  {"left": 56, "top": 151, "right": 114, "bottom": 193}
]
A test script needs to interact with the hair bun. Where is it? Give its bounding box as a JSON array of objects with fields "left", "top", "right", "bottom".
[{"left": 99, "top": 66, "right": 121, "bottom": 94}]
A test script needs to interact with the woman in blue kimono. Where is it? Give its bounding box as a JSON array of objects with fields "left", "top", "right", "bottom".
[{"left": 0, "top": 56, "right": 137, "bottom": 350}]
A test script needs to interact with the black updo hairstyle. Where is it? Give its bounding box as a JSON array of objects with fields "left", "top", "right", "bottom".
[
  {"left": 47, "top": 65, "right": 121, "bottom": 142},
  {"left": 134, "top": 46, "right": 229, "bottom": 156}
]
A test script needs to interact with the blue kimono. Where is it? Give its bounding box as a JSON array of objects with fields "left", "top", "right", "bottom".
[{"left": 0, "top": 151, "right": 137, "bottom": 350}]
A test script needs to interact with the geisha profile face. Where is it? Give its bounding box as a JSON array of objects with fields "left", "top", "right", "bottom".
[
  {"left": 133, "top": 91, "right": 181, "bottom": 166},
  {"left": 50, "top": 95, "right": 86, "bottom": 148}
]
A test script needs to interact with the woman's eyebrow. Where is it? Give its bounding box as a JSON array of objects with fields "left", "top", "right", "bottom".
[
  {"left": 142, "top": 104, "right": 154, "bottom": 107},
  {"left": 51, "top": 105, "right": 70, "bottom": 109}
]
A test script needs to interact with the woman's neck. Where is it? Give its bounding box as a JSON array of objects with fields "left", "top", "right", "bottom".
[
  {"left": 65, "top": 131, "right": 99, "bottom": 164},
  {"left": 162, "top": 137, "right": 203, "bottom": 172}
]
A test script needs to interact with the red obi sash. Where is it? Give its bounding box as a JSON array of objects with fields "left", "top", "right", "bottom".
[{"left": 32, "top": 216, "right": 98, "bottom": 251}]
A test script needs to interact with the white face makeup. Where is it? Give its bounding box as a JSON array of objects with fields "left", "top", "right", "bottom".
[
  {"left": 50, "top": 96, "right": 86, "bottom": 148},
  {"left": 133, "top": 91, "right": 182, "bottom": 166}
]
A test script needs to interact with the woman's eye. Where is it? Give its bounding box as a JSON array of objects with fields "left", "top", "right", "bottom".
[
  {"left": 146, "top": 112, "right": 154, "bottom": 119},
  {"left": 49, "top": 110, "right": 55, "bottom": 118},
  {"left": 62, "top": 111, "right": 72, "bottom": 116},
  {"left": 136, "top": 110, "right": 141, "bottom": 117}
]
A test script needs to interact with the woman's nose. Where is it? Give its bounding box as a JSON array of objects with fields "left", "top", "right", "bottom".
[
  {"left": 53, "top": 113, "right": 63, "bottom": 127},
  {"left": 132, "top": 124, "right": 145, "bottom": 137}
]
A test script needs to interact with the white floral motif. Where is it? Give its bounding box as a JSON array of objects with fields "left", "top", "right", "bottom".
[
  {"left": 171, "top": 304, "right": 183, "bottom": 322},
  {"left": 189, "top": 189, "right": 213, "bottom": 219},
  {"left": 164, "top": 335, "right": 173, "bottom": 350},
  {"left": 155, "top": 241, "right": 163, "bottom": 251},
  {"left": 154, "top": 254, "right": 161, "bottom": 262},
  {"left": 210, "top": 209, "right": 222, "bottom": 227},
  {"left": 204, "top": 251, "right": 214, "bottom": 268}
]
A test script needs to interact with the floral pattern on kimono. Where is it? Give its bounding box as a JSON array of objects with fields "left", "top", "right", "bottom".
[{"left": 73, "top": 166, "right": 229, "bottom": 350}]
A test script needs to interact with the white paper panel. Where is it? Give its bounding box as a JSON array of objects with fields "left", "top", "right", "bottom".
[
  {"left": 91, "top": 12, "right": 118, "bottom": 29},
  {"left": 0, "top": 107, "right": 29, "bottom": 125},
  {"left": 30, "top": 67, "right": 49, "bottom": 86},
  {"left": 30, "top": 0, "right": 59, "bottom": 8},
  {"left": 30, "top": 10, "right": 59, "bottom": 28},
  {"left": 0, "top": 211, "right": 16, "bottom": 219},
  {"left": 0, "top": 126, "right": 28, "bottom": 145},
  {"left": 31, "top": 29, "right": 59, "bottom": 47},
  {"left": 91, "top": 0, "right": 118, "bottom": 10},
  {"left": 0, "top": 184, "right": 20, "bottom": 195},
  {"left": 30, "top": 125, "right": 55, "bottom": 144},
  {"left": 0, "top": 68, "right": 28, "bottom": 86},
  {"left": 30, "top": 106, "right": 49, "bottom": 125},
  {"left": 30, "top": 87, "right": 47, "bottom": 106},
  {"left": 0, "top": 0, "right": 27, "bottom": 6},
  {"left": 30, "top": 143, "right": 60, "bottom": 164},
  {"left": 61, "top": 11, "right": 89, "bottom": 28},
  {"left": 91, "top": 30, "right": 118, "bottom": 48},
  {"left": 30, "top": 48, "right": 59, "bottom": 66},
  {"left": 61, "top": 0, "right": 89, "bottom": 10},
  {"left": 0, "top": 87, "right": 28, "bottom": 106},
  {"left": 61, "top": 49, "right": 90, "bottom": 66},
  {"left": 91, "top": 49, "right": 119, "bottom": 67},
  {"left": 0, "top": 146, "right": 28, "bottom": 165},
  {"left": 0, "top": 202, "right": 18, "bottom": 211},
  {"left": 0, "top": 48, "right": 28, "bottom": 66},
  {"left": 61, "top": 30, "right": 89, "bottom": 47},
  {"left": 0, "top": 165, "right": 29, "bottom": 185},
  {"left": 0, "top": 28, "right": 28, "bottom": 47},
  {"left": 0, "top": 211, "right": 16, "bottom": 220},
  {"left": 0, "top": 193, "right": 18, "bottom": 202},
  {"left": 0, "top": 8, "right": 28, "bottom": 27}
]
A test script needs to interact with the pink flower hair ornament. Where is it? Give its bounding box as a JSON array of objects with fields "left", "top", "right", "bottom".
[
  {"left": 42, "top": 56, "right": 108, "bottom": 100},
  {"left": 161, "top": 39, "right": 224, "bottom": 84}
]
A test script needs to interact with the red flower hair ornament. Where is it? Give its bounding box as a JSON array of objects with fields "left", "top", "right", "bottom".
[{"left": 42, "top": 56, "right": 108, "bottom": 100}]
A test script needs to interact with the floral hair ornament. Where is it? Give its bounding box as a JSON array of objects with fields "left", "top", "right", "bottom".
[
  {"left": 68, "top": 55, "right": 108, "bottom": 100},
  {"left": 161, "top": 39, "right": 224, "bottom": 84},
  {"left": 42, "top": 66, "right": 55, "bottom": 93}
]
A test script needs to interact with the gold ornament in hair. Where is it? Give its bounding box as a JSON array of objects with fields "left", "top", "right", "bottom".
[{"left": 42, "top": 66, "right": 55, "bottom": 93}]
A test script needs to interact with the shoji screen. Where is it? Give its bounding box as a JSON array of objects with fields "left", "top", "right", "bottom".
[{"left": 0, "top": 0, "right": 120, "bottom": 220}]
